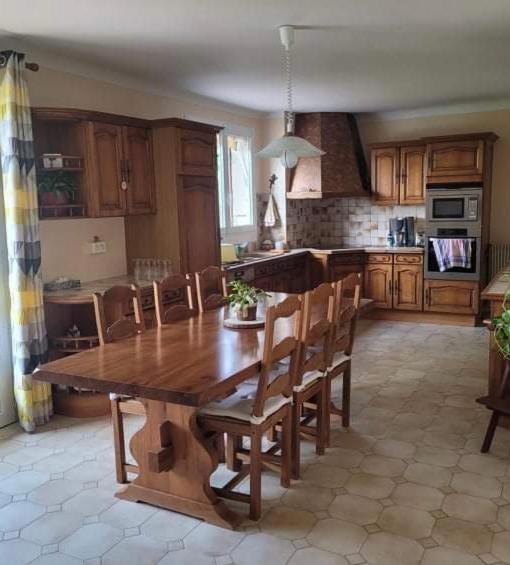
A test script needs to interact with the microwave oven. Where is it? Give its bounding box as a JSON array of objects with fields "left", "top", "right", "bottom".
[{"left": 426, "top": 187, "right": 482, "bottom": 223}]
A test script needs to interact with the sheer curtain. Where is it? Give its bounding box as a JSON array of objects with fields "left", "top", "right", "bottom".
[{"left": 0, "top": 161, "right": 16, "bottom": 427}]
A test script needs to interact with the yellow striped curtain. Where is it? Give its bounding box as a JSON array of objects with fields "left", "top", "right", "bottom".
[{"left": 0, "top": 50, "right": 52, "bottom": 431}]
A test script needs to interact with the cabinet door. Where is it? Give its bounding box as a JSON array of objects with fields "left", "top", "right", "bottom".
[
  {"left": 424, "top": 280, "right": 479, "bottom": 314},
  {"left": 123, "top": 126, "right": 156, "bottom": 215},
  {"left": 364, "top": 264, "right": 393, "bottom": 309},
  {"left": 393, "top": 265, "right": 423, "bottom": 311},
  {"left": 88, "top": 122, "right": 126, "bottom": 216},
  {"left": 177, "top": 129, "right": 217, "bottom": 176},
  {"left": 400, "top": 145, "right": 426, "bottom": 205},
  {"left": 371, "top": 147, "right": 399, "bottom": 205},
  {"left": 178, "top": 176, "right": 221, "bottom": 273},
  {"left": 426, "top": 139, "right": 484, "bottom": 182}
]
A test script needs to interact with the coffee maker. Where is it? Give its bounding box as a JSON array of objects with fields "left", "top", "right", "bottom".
[{"left": 389, "top": 217, "right": 416, "bottom": 247}]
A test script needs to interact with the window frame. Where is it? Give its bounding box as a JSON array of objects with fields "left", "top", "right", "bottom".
[{"left": 216, "top": 123, "right": 257, "bottom": 242}]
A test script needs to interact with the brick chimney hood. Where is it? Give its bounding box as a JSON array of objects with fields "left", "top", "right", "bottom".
[{"left": 287, "top": 112, "right": 370, "bottom": 199}]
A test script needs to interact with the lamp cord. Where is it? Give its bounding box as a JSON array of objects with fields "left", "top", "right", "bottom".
[{"left": 284, "top": 45, "right": 294, "bottom": 134}]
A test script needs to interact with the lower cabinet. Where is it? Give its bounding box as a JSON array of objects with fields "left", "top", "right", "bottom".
[
  {"left": 364, "top": 264, "right": 393, "bottom": 309},
  {"left": 393, "top": 265, "right": 423, "bottom": 311},
  {"left": 424, "top": 280, "right": 479, "bottom": 315}
]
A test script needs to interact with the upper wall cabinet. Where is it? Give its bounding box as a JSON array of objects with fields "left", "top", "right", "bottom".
[
  {"left": 32, "top": 108, "right": 156, "bottom": 219},
  {"left": 370, "top": 143, "right": 426, "bottom": 205},
  {"left": 426, "top": 138, "right": 485, "bottom": 183},
  {"left": 177, "top": 129, "right": 217, "bottom": 177}
]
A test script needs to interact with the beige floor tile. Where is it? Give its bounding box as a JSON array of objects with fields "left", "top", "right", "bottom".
[
  {"left": 302, "top": 464, "right": 350, "bottom": 488},
  {"left": 373, "top": 439, "right": 416, "bottom": 460},
  {"left": 184, "top": 522, "right": 245, "bottom": 555},
  {"left": 361, "top": 531, "right": 423, "bottom": 565},
  {"left": 329, "top": 432, "right": 375, "bottom": 452},
  {"left": 28, "top": 479, "right": 83, "bottom": 506},
  {"left": 0, "top": 539, "right": 41, "bottom": 565},
  {"left": 432, "top": 518, "right": 493, "bottom": 555},
  {"left": 62, "top": 487, "right": 117, "bottom": 516},
  {"left": 20, "top": 510, "right": 82, "bottom": 545},
  {"left": 100, "top": 500, "right": 157, "bottom": 529},
  {"left": 404, "top": 463, "right": 452, "bottom": 489},
  {"left": 421, "top": 546, "right": 483, "bottom": 565},
  {"left": 497, "top": 504, "right": 510, "bottom": 530},
  {"left": 140, "top": 509, "right": 199, "bottom": 542},
  {"left": 345, "top": 473, "right": 395, "bottom": 500},
  {"left": 451, "top": 472, "right": 502, "bottom": 499},
  {"left": 288, "top": 546, "right": 348, "bottom": 565},
  {"left": 231, "top": 532, "right": 294, "bottom": 565},
  {"left": 30, "top": 553, "right": 83, "bottom": 565},
  {"left": 0, "top": 501, "right": 45, "bottom": 532},
  {"left": 492, "top": 531, "right": 510, "bottom": 562},
  {"left": 319, "top": 448, "right": 364, "bottom": 469},
  {"left": 459, "top": 454, "right": 508, "bottom": 477},
  {"left": 282, "top": 484, "right": 335, "bottom": 512},
  {"left": 0, "top": 470, "right": 50, "bottom": 496},
  {"left": 414, "top": 446, "right": 459, "bottom": 468},
  {"left": 60, "top": 522, "right": 123, "bottom": 559},
  {"left": 157, "top": 549, "right": 215, "bottom": 565},
  {"left": 360, "top": 455, "right": 406, "bottom": 478},
  {"left": 378, "top": 505, "right": 435, "bottom": 539},
  {"left": 4, "top": 446, "right": 54, "bottom": 467},
  {"left": 260, "top": 506, "right": 316, "bottom": 540},
  {"left": 308, "top": 518, "right": 367, "bottom": 555},
  {"left": 391, "top": 482, "right": 444, "bottom": 511},
  {"left": 102, "top": 534, "right": 167, "bottom": 565},
  {"left": 328, "top": 494, "right": 382, "bottom": 525}
]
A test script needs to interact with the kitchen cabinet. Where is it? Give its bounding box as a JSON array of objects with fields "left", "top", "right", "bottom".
[
  {"left": 125, "top": 119, "right": 223, "bottom": 275},
  {"left": 424, "top": 280, "right": 479, "bottom": 315},
  {"left": 426, "top": 139, "right": 484, "bottom": 183},
  {"left": 310, "top": 252, "right": 366, "bottom": 289},
  {"left": 365, "top": 253, "right": 424, "bottom": 311},
  {"left": 87, "top": 122, "right": 156, "bottom": 217},
  {"left": 288, "top": 113, "right": 369, "bottom": 199},
  {"left": 365, "top": 263, "right": 393, "bottom": 309},
  {"left": 370, "top": 143, "right": 425, "bottom": 205}
]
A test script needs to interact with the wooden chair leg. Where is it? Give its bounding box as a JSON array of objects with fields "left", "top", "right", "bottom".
[
  {"left": 216, "top": 432, "right": 226, "bottom": 463},
  {"left": 325, "top": 376, "right": 332, "bottom": 447},
  {"left": 291, "top": 399, "right": 302, "bottom": 480},
  {"left": 249, "top": 430, "right": 262, "bottom": 521},
  {"left": 280, "top": 409, "right": 292, "bottom": 488},
  {"left": 316, "top": 386, "right": 326, "bottom": 456},
  {"left": 267, "top": 426, "right": 278, "bottom": 443},
  {"left": 111, "top": 398, "right": 128, "bottom": 484},
  {"left": 342, "top": 363, "right": 351, "bottom": 428},
  {"left": 481, "top": 411, "right": 500, "bottom": 453},
  {"left": 226, "top": 434, "right": 242, "bottom": 471}
]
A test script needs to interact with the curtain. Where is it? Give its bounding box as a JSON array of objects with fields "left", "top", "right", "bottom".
[{"left": 0, "top": 50, "right": 52, "bottom": 431}]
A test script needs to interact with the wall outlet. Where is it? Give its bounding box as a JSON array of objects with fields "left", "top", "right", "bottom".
[{"left": 85, "top": 240, "right": 107, "bottom": 255}]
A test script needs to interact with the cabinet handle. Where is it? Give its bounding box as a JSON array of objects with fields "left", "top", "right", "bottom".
[
  {"left": 425, "top": 288, "right": 430, "bottom": 306},
  {"left": 120, "top": 159, "right": 126, "bottom": 181},
  {"left": 394, "top": 279, "right": 399, "bottom": 295},
  {"left": 126, "top": 160, "right": 132, "bottom": 183},
  {"left": 388, "top": 279, "right": 392, "bottom": 295}
]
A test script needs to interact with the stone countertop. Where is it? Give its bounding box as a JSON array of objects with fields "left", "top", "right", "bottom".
[
  {"left": 311, "top": 246, "right": 424, "bottom": 255},
  {"left": 44, "top": 275, "right": 154, "bottom": 305},
  {"left": 482, "top": 265, "right": 510, "bottom": 301}
]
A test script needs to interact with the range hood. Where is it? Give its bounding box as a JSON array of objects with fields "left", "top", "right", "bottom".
[{"left": 287, "top": 112, "right": 370, "bottom": 199}]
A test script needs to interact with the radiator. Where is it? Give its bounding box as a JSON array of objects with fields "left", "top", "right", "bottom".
[{"left": 490, "top": 243, "right": 510, "bottom": 278}]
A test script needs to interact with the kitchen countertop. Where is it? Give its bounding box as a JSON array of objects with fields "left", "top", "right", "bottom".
[
  {"left": 44, "top": 275, "right": 154, "bottom": 304},
  {"left": 312, "top": 246, "right": 424, "bottom": 255},
  {"left": 482, "top": 265, "right": 510, "bottom": 302}
]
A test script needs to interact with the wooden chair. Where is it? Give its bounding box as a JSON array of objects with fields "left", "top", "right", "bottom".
[
  {"left": 199, "top": 295, "right": 302, "bottom": 520},
  {"left": 195, "top": 266, "right": 228, "bottom": 312},
  {"left": 154, "top": 274, "right": 195, "bottom": 325},
  {"left": 291, "top": 282, "right": 336, "bottom": 479},
  {"left": 326, "top": 272, "right": 362, "bottom": 436},
  {"left": 93, "top": 285, "right": 146, "bottom": 484}
]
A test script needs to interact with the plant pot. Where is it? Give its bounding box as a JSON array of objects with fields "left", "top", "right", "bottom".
[
  {"left": 39, "top": 191, "right": 70, "bottom": 217},
  {"left": 236, "top": 304, "right": 257, "bottom": 322}
]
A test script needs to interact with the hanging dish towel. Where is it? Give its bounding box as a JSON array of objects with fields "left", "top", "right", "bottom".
[
  {"left": 431, "top": 238, "right": 473, "bottom": 272},
  {"left": 263, "top": 192, "right": 280, "bottom": 227}
]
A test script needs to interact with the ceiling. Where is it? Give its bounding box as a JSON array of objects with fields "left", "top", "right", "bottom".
[{"left": 2, "top": 0, "right": 510, "bottom": 114}]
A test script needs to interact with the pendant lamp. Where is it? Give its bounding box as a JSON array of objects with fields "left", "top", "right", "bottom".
[{"left": 256, "top": 25, "right": 325, "bottom": 169}]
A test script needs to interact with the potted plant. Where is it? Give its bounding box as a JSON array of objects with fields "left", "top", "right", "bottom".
[
  {"left": 38, "top": 170, "right": 77, "bottom": 216},
  {"left": 227, "top": 280, "right": 269, "bottom": 321},
  {"left": 493, "top": 286, "right": 510, "bottom": 360}
]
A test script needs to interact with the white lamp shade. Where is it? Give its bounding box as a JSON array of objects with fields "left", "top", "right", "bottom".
[{"left": 256, "top": 134, "right": 325, "bottom": 159}]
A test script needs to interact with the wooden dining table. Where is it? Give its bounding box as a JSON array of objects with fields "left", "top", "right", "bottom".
[{"left": 34, "top": 293, "right": 293, "bottom": 529}]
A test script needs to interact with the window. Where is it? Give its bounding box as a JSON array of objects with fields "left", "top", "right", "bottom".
[{"left": 217, "top": 125, "right": 255, "bottom": 240}]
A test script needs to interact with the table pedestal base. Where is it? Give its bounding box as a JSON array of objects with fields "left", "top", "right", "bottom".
[{"left": 116, "top": 399, "right": 242, "bottom": 530}]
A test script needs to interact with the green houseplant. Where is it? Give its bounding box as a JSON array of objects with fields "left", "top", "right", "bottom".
[
  {"left": 493, "top": 284, "right": 510, "bottom": 360},
  {"left": 38, "top": 170, "right": 78, "bottom": 214},
  {"left": 227, "top": 280, "right": 269, "bottom": 321}
]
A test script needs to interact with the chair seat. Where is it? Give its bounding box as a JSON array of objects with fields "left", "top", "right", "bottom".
[
  {"left": 328, "top": 352, "right": 351, "bottom": 371},
  {"left": 110, "top": 393, "right": 133, "bottom": 401},
  {"left": 199, "top": 386, "right": 291, "bottom": 425},
  {"left": 242, "top": 364, "right": 289, "bottom": 388},
  {"left": 293, "top": 369, "right": 325, "bottom": 393}
]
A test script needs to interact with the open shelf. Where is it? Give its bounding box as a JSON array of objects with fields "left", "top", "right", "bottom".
[{"left": 39, "top": 204, "right": 87, "bottom": 219}]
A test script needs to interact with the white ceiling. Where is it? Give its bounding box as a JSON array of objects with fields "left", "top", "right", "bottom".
[{"left": 2, "top": 0, "right": 510, "bottom": 115}]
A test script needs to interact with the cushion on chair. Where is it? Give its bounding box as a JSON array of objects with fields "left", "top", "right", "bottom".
[
  {"left": 199, "top": 385, "right": 291, "bottom": 425},
  {"left": 293, "top": 369, "right": 326, "bottom": 393},
  {"left": 109, "top": 393, "right": 134, "bottom": 401},
  {"left": 328, "top": 352, "right": 351, "bottom": 371}
]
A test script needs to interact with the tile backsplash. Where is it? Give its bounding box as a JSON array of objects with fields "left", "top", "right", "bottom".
[{"left": 257, "top": 195, "right": 425, "bottom": 249}]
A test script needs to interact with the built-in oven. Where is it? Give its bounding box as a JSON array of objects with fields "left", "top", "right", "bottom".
[
  {"left": 424, "top": 226, "right": 481, "bottom": 281},
  {"left": 426, "top": 186, "right": 482, "bottom": 223}
]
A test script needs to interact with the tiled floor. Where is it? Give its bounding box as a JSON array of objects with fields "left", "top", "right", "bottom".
[{"left": 0, "top": 320, "right": 509, "bottom": 565}]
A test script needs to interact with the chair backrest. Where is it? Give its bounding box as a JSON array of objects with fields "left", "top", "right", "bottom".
[
  {"left": 154, "top": 274, "right": 195, "bottom": 326},
  {"left": 295, "top": 283, "right": 336, "bottom": 387},
  {"left": 195, "top": 266, "right": 228, "bottom": 312},
  {"left": 93, "top": 285, "right": 145, "bottom": 345},
  {"left": 252, "top": 295, "right": 302, "bottom": 418},
  {"left": 331, "top": 272, "right": 362, "bottom": 358}
]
